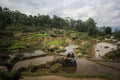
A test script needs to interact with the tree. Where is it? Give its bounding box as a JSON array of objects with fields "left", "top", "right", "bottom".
[
  {"left": 51, "top": 15, "right": 65, "bottom": 28},
  {"left": 85, "top": 17, "right": 97, "bottom": 36},
  {"left": 0, "top": 7, "right": 11, "bottom": 29},
  {"left": 0, "top": 6, "right": 100, "bottom": 34},
  {"left": 73, "top": 20, "right": 83, "bottom": 32},
  {"left": 105, "top": 27, "right": 111, "bottom": 34},
  {"left": 0, "top": 6, "right": 2, "bottom": 12}
]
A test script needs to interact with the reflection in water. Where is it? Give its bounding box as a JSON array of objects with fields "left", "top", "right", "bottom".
[
  {"left": 76, "top": 58, "right": 120, "bottom": 79},
  {"left": 24, "top": 50, "right": 46, "bottom": 57},
  {"left": 65, "top": 45, "right": 78, "bottom": 54},
  {"left": 62, "top": 58, "right": 77, "bottom": 67},
  {"left": 62, "top": 67, "right": 77, "bottom": 73},
  {"left": 61, "top": 45, "right": 78, "bottom": 55},
  {"left": 61, "top": 53, "right": 77, "bottom": 73},
  {"left": 13, "top": 56, "right": 54, "bottom": 71},
  {"left": 9, "top": 50, "right": 46, "bottom": 59},
  {"left": 95, "top": 42, "right": 117, "bottom": 59}
]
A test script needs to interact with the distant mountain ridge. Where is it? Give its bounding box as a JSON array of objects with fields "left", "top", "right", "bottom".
[{"left": 111, "top": 26, "right": 120, "bottom": 32}]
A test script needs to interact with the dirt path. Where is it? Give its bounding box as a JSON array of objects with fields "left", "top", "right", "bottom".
[{"left": 20, "top": 76, "right": 107, "bottom": 80}]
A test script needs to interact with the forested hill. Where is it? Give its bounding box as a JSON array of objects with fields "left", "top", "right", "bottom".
[{"left": 0, "top": 6, "right": 115, "bottom": 36}]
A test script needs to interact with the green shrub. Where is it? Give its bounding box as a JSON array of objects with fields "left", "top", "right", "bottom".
[
  {"left": 49, "top": 63, "right": 62, "bottom": 73},
  {"left": 104, "top": 49, "right": 120, "bottom": 59},
  {"left": 79, "top": 42, "right": 91, "bottom": 54}
]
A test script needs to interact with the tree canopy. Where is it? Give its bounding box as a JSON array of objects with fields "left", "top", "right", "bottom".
[{"left": 0, "top": 6, "right": 112, "bottom": 36}]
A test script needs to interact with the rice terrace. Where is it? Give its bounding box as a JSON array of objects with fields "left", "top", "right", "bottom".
[{"left": 0, "top": 0, "right": 120, "bottom": 80}]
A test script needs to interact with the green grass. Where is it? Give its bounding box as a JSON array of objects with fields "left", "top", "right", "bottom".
[
  {"left": 74, "top": 41, "right": 91, "bottom": 55},
  {"left": 8, "top": 42, "right": 26, "bottom": 50},
  {"left": 30, "top": 33, "right": 49, "bottom": 37},
  {"left": 21, "top": 33, "right": 49, "bottom": 40},
  {"left": 47, "top": 41, "right": 63, "bottom": 46},
  {"left": 24, "top": 33, "right": 49, "bottom": 39}
]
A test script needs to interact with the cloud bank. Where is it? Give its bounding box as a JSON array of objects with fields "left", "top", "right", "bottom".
[{"left": 0, "top": 0, "right": 120, "bottom": 27}]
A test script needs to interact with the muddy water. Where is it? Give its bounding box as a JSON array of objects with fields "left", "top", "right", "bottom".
[
  {"left": 13, "top": 44, "right": 78, "bottom": 71},
  {"left": 76, "top": 58, "right": 120, "bottom": 79},
  {"left": 23, "top": 50, "right": 46, "bottom": 57},
  {"left": 98, "top": 61, "right": 120, "bottom": 70},
  {"left": 61, "top": 45, "right": 78, "bottom": 55},
  {"left": 9, "top": 50, "right": 46, "bottom": 59},
  {"left": 13, "top": 56, "right": 54, "bottom": 71},
  {"left": 94, "top": 42, "right": 117, "bottom": 59},
  {"left": 12, "top": 43, "right": 120, "bottom": 79}
]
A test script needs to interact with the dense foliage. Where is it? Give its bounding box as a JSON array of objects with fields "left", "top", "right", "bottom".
[{"left": 0, "top": 6, "right": 112, "bottom": 36}]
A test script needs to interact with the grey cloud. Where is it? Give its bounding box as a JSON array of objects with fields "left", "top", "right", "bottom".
[{"left": 0, "top": 0, "right": 120, "bottom": 27}]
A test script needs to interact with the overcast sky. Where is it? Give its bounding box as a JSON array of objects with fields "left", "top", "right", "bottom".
[{"left": 0, "top": 0, "right": 120, "bottom": 27}]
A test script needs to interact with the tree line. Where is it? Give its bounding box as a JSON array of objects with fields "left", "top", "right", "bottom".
[{"left": 0, "top": 6, "right": 113, "bottom": 36}]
